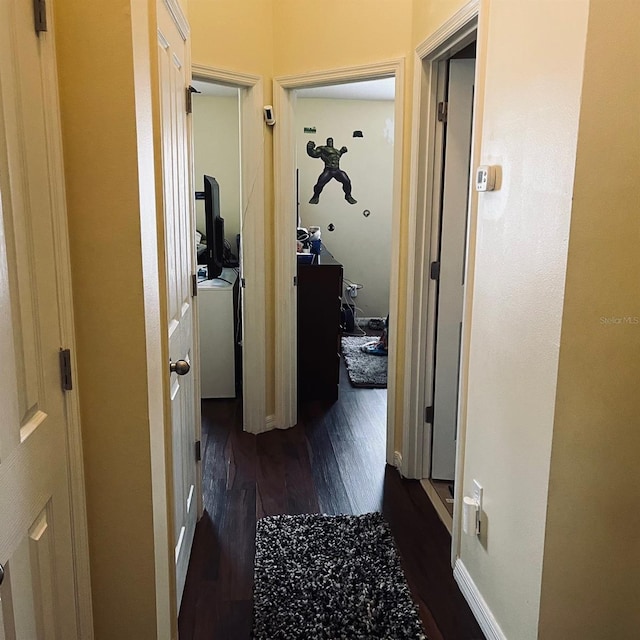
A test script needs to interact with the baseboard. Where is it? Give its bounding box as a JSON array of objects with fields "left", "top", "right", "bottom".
[
  {"left": 453, "top": 559, "right": 507, "bottom": 640},
  {"left": 247, "top": 414, "right": 277, "bottom": 434}
]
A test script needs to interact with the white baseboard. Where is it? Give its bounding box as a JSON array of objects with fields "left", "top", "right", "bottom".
[
  {"left": 454, "top": 559, "right": 507, "bottom": 640},
  {"left": 247, "top": 414, "right": 276, "bottom": 434}
]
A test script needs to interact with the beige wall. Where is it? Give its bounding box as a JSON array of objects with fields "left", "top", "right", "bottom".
[
  {"left": 538, "top": 1, "right": 640, "bottom": 637},
  {"left": 296, "top": 97, "right": 395, "bottom": 318},
  {"left": 273, "top": 0, "right": 413, "bottom": 76},
  {"left": 456, "top": 1, "right": 589, "bottom": 638},
  {"left": 189, "top": 0, "right": 274, "bottom": 79},
  {"left": 54, "top": 0, "right": 165, "bottom": 637},
  {"left": 193, "top": 94, "right": 241, "bottom": 244},
  {"left": 412, "top": 0, "right": 468, "bottom": 46}
]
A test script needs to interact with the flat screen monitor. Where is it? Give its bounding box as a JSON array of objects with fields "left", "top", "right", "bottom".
[{"left": 202, "top": 175, "right": 224, "bottom": 279}]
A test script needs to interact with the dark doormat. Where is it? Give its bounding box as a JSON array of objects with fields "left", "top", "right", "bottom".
[
  {"left": 341, "top": 336, "right": 387, "bottom": 388},
  {"left": 253, "top": 513, "right": 426, "bottom": 640}
]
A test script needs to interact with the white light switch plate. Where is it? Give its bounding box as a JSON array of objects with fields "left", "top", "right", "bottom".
[{"left": 473, "top": 479, "right": 483, "bottom": 511}]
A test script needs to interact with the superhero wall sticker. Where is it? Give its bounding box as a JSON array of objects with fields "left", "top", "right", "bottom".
[{"left": 306, "top": 137, "right": 357, "bottom": 205}]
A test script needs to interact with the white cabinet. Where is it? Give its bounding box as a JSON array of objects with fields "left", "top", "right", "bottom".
[{"left": 197, "top": 268, "right": 238, "bottom": 398}]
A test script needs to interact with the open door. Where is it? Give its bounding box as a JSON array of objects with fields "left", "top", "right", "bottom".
[
  {"left": 430, "top": 58, "right": 475, "bottom": 481},
  {"left": 156, "top": 2, "right": 199, "bottom": 606}
]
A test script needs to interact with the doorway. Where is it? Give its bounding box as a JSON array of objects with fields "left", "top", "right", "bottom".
[
  {"left": 191, "top": 66, "right": 266, "bottom": 435},
  {"left": 273, "top": 61, "right": 404, "bottom": 466},
  {"left": 191, "top": 80, "right": 243, "bottom": 403},
  {"left": 402, "top": 3, "right": 480, "bottom": 556},
  {"left": 427, "top": 47, "right": 476, "bottom": 531},
  {"left": 295, "top": 78, "right": 395, "bottom": 410}
]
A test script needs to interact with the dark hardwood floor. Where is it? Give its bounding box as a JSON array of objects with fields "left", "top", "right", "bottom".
[{"left": 179, "top": 360, "right": 485, "bottom": 639}]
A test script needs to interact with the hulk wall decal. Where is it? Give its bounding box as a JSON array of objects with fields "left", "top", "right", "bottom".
[{"left": 307, "top": 137, "right": 357, "bottom": 204}]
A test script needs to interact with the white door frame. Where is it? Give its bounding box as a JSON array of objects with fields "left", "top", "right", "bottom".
[
  {"left": 401, "top": 0, "right": 482, "bottom": 563},
  {"left": 191, "top": 64, "right": 267, "bottom": 435},
  {"left": 273, "top": 60, "right": 404, "bottom": 463}
]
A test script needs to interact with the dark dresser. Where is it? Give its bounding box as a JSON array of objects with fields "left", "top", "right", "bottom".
[{"left": 297, "top": 247, "right": 343, "bottom": 402}]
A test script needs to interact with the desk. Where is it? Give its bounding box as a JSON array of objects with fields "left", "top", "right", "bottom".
[
  {"left": 198, "top": 268, "right": 238, "bottom": 398},
  {"left": 297, "top": 247, "right": 343, "bottom": 402}
]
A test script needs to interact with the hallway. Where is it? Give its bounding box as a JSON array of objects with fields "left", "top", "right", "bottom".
[{"left": 178, "top": 362, "right": 484, "bottom": 639}]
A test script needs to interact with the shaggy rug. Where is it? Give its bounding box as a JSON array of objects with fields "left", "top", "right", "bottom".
[
  {"left": 341, "top": 336, "right": 388, "bottom": 388},
  {"left": 252, "top": 513, "right": 426, "bottom": 640}
]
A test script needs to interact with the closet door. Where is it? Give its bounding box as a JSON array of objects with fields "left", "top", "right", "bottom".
[
  {"left": 431, "top": 59, "right": 475, "bottom": 481},
  {"left": 0, "top": 0, "right": 82, "bottom": 636}
]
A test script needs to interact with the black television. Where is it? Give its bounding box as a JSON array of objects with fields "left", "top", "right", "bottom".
[{"left": 201, "top": 175, "right": 224, "bottom": 279}]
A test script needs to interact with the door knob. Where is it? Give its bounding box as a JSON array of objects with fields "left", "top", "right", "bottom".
[{"left": 169, "top": 359, "right": 190, "bottom": 375}]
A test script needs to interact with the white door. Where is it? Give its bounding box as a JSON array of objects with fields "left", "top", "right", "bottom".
[
  {"left": 430, "top": 59, "right": 475, "bottom": 481},
  {"left": 0, "top": 0, "right": 82, "bottom": 636},
  {"left": 156, "top": 4, "right": 199, "bottom": 606}
]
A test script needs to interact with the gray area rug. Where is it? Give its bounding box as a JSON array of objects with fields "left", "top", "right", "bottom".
[
  {"left": 341, "top": 336, "right": 388, "bottom": 388},
  {"left": 253, "top": 513, "right": 426, "bottom": 640}
]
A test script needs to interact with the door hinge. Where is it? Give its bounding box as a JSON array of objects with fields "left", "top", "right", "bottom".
[
  {"left": 240, "top": 277, "right": 246, "bottom": 288},
  {"left": 437, "top": 101, "right": 448, "bottom": 123},
  {"left": 59, "top": 348, "right": 73, "bottom": 391},
  {"left": 430, "top": 261, "right": 441, "bottom": 280},
  {"left": 33, "top": 0, "right": 47, "bottom": 33},
  {"left": 195, "top": 440, "right": 201, "bottom": 462},
  {"left": 293, "top": 275, "right": 298, "bottom": 286},
  {"left": 186, "top": 85, "right": 200, "bottom": 114},
  {"left": 425, "top": 405, "right": 434, "bottom": 424},
  {"left": 192, "top": 273, "right": 198, "bottom": 297}
]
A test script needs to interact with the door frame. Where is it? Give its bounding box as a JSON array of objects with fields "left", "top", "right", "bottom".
[
  {"left": 191, "top": 64, "right": 267, "bottom": 435},
  {"left": 273, "top": 59, "right": 404, "bottom": 463},
  {"left": 401, "top": 0, "right": 482, "bottom": 562}
]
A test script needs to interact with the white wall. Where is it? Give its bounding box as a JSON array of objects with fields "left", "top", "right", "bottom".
[
  {"left": 296, "top": 98, "right": 394, "bottom": 318},
  {"left": 458, "top": 2, "right": 590, "bottom": 638},
  {"left": 192, "top": 94, "right": 241, "bottom": 250}
]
